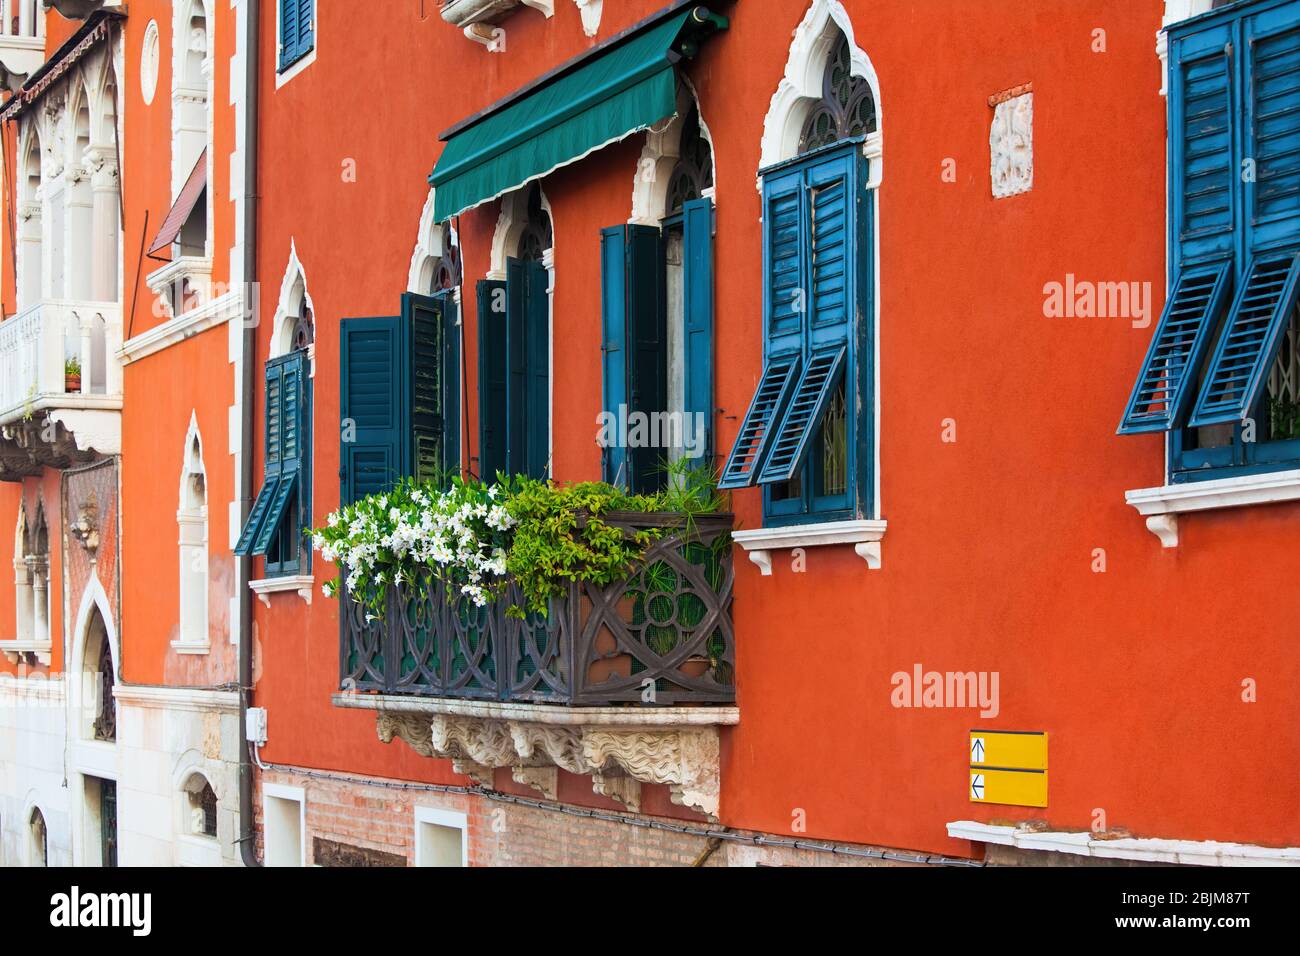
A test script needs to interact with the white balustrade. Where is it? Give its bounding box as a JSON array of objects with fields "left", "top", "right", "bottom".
[{"left": 0, "top": 298, "right": 123, "bottom": 420}]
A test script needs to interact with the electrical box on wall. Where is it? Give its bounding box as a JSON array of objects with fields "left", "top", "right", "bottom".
[{"left": 246, "top": 707, "right": 268, "bottom": 746}]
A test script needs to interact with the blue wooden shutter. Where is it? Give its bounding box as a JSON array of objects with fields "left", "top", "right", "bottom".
[
  {"left": 505, "top": 258, "right": 528, "bottom": 477},
  {"left": 1189, "top": 250, "right": 1300, "bottom": 427},
  {"left": 236, "top": 352, "right": 307, "bottom": 556},
  {"left": 763, "top": 168, "right": 806, "bottom": 350},
  {"left": 234, "top": 479, "right": 281, "bottom": 556},
  {"left": 524, "top": 260, "right": 551, "bottom": 479},
  {"left": 404, "top": 292, "right": 446, "bottom": 483},
  {"left": 1171, "top": 21, "right": 1236, "bottom": 264},
  {"left": 1117, "top": 262, "right": 1234, "bottom": 433},
  {"left": 278, "top": 0, "right": 299, "bottom": 71},
  {"left": 439, "top": 292, "right": 462, "bottom": 483},
  {"left": 718, "top": 354, "right": 802, "bottom": 489},
  {"left": 757, "top": 346, "right": 847, "bottom": 484},
  {"left": 297, "top": 0, "right": 315, "bottom": 58},
  {"left": 600, "top": 226, "right": 629, "bottom": 486},
  {"left": 477, "top": 279, "right": 508, "bottom": 482},
  {"left": 339, "top": 316, "right": 406, "bottom": 504},
  {"left": 1245, "top": 5, "right": 1300, "bottom": 252},
  {"left": 683, "top": 197, "right": 715, "bottom": 464},
  {"left": 626, "top": 224, "right": 666, "bottom": 493}
]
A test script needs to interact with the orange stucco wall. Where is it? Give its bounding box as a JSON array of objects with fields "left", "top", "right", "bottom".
[
  {"left": 117, "top": 0, "right": 239, "bottom": 687},
  {"left": 0, "top": 0, "right": 1270, "bottom": 860}
]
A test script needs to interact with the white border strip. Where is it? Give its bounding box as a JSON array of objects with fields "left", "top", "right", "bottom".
[{"left": 948, "top": 821, "right": 1300, "bottom": 866}]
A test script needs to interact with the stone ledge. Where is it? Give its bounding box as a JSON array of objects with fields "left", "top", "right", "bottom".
[{"left": 335, "top": 693, "right": 735, "bottom": 819}]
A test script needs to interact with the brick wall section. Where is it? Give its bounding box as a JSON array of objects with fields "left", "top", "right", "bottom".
[{"left": 254, "top": 769, "right": 925, "bottom": 867}]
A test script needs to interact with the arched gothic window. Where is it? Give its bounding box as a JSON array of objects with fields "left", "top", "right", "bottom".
[
  {"left": 798, "top": 34, "right": 877, "bottom": 154},
  {"left": 516, "top": 184, "right": 552, "bottom": 262},
  {"left": 665, "top": 105, "right": 714, "bottom": 217}
]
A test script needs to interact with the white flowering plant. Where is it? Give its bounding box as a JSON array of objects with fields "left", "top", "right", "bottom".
[
  {"left": 312, "top": 462, "right": 728, "bottom": 620},
  {"left": 312, "top": 475, "right": 516, "bottom": 618}
]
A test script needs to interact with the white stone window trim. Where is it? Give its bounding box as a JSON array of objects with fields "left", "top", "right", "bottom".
[
  {"left": 948, "top": 820, "right": 1300, "bottom": 867},
  {"left": 118, "top": 287, "right": 243, "bottom": 365},
  {"left": 145, "top": 254, "right": 216, "bottom": 318},
  {"left": 141, "top": 19, "right": 161, "bottom": 105},
  {"left": 275, "top": 0, "right": 317, "bottom": 90},
  {"left": 249, "top": 574, "right": 314, "bottom": 608},
  {"left": 262, "top": 782, "right": 307, "bottom": 867},
  {"left": 414, "top": 806, "right": 469, "bottom": 868},
  {"left": 174, "top": 412, "right": 211, "bottom": 655},
  {"left": 732, "top": 518, "right": 886, "bottom": 575},
  {"left": 1125, "top": 468, "right": 1300, "bottom": 548}
]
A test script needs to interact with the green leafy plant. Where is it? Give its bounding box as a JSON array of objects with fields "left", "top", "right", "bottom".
[
  {"left": 64, "top": 357, "right": 81, "bottom": 377},
  {"left": 312, "top": 465, "right": 730, "bottom": 621}
]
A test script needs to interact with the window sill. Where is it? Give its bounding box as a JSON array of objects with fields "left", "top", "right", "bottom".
[
  {"left": 0, "top": 640, "right": 52, "bottom": 666},
  {"left": 731, "top": 519, "right": 887, "bottom": 574},
  {"left": 1125, "top": 467, "right": 1300, "bottom": 547},
  {"left": 170, "top": 639, "right": 211, "bottom": 656},
  {"left": 249, "top": 575, "right": 314, "bottom": 608},
  {"left": 275, "top": 46, "right": 316, "bottom": 89}
]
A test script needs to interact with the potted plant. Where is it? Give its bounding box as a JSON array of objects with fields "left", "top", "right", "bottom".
[{"left": 64, "top": 357, "right": 82, "bottom": 393}]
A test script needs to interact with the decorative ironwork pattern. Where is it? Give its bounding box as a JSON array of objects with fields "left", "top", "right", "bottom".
[
  {"left": 666, "top": 105, "right": 714, "bottom": 216},
  {"left": 517, "top": 184, "right": 553, "bottom": 262},
  {"left": 799, "top": 34, "right": 876, "bottom": 155},
  {"left": 341, "top": 514, "right": 735, "bottom": 706}
]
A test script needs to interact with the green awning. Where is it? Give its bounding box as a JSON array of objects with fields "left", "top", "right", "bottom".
[{"left": 430, "top": 3, "right": 728, "bottom": 222}]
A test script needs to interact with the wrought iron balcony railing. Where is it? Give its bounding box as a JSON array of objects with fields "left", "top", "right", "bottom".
[{"left": 340, "top": 512, "right": 735, "bottom": 707}]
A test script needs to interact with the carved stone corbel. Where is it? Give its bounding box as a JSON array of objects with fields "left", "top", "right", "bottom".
[
  {"left": 592, "top": 772, "right": 641, "bottom": 813},
  {"left": 511, "top": 766, "right": 558, "bottom": 801},
  {"left": 376, "top": 712, "right": 436, "bottom": 758}
]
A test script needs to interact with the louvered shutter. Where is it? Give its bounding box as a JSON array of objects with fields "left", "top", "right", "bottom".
[
  {"left": 758, "top": 347, "right": 847, "bottom": 484},
  {"left": 403, "top": 292, "right": 446, "bottom": 484},
  {"left": 1117, "top": 262, "right": 1234, "bottom": 433},
  {"left": 505, "top": 258, "right": 528, "bottom": 477},
  {"left": 477, "top": 279, "right": 508, "bottom": 482},
  {"left": 439, "top": 292, "right": 462, "bottom": 483},
  {"left": 718, "top": 354, "right": 802, "bottom": 489},
  {"left": 626, "top": 225, "right": 666, "bottom": 493},
  {"left": 1171, "top": 22, "right": 1236, "bottom": 264},
  {"left": 297, "top": 0, "right": 315, "bottom": 58},
  {"left": 524, "top": 260, "right": 551, "bottom": 479},
  {"left": 279, "top": 0, "right": 299, "bottom": 71},
  {"left": 1189, "top": 250, "right": 1300, "bottom": 427},
  {"left": 1246, "top": 5, "right": 1300, "bottom": 251},
  {"left": 234, "top": 479, "right": 281, "bottom": 556},
  {"left": 340, "top": 316, "right": 406, "bottom": 504},
  {"left": 764, "top": 168, "right": 806, "bottom": 349},
  {"left": 683, "top": 197, "right": 715, "bottom": 464},
  {"left": 600, "top": 226, "right": 629, "bottom": 486}
]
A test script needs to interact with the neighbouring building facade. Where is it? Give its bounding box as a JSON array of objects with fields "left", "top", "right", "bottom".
[{"left": 2, "top": 0, "right": 1299, "bottom": 868}]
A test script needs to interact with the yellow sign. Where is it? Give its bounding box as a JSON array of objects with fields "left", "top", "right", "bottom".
[
  {"left": 969, "top": 731, "right": 1048, "bottom": 807},
  {"left": 969, "top": 768, "right": 1048, "bottom": 808},
  {"left": 969, "top": 731, "right": 1047, "bottom": 771}
]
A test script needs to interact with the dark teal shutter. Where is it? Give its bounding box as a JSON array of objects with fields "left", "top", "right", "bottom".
[
  {"left": 1170, "top": 21, "right": 1236, "bottom": 264},
  {"left": 234, "top": 479, "right": 281, "bottom": 556},
  {"left": 1189, "top": 250, "right": 1300, "bottom": 427},
  {"left": 505, "top": 258, "right": 528, "bottom": 477},
  {"left": 403, "top": 292, "right": 446, "bottom": 483},
  {"left": 340, "top": 316, "right": 406, "bottom": 504},
  {"left": 625, "top": 225, "right": 666, "bottom": 493},
  {"left": 1118, "top": 262, "right": 1234, "bottom": 434},
  {"left": 764, "top": 169, "right": 806, "bottom": 350},
  {"left": 297, "top": 0, "right": 315, "bottom": 58},
  {"left": 682, "top": 197, "right": 715, "bottom": 464},
  {"left": 440, "top": 292, "right": 462, "bottom": 483},
  {"left": 757, "top": 346, "right": 846, "bottom": 484},
  {"left": 477, "top": 279, "right": 508, "bottom": 482},
  {"left": 718, "top": 354, "right": 802, "bottom": 489},
  {"left": 524, "top": 260, "right": 550, "bottom": 479},
  {"left": 236, "top": 351, "right": 308, "bottom": 557},
  {"left": 278, "top": 0, "right": 299, "bottom": 71},
  {"left": 600, "top": 226, "right": 629, "bottom": 486},
  {"left": 1245, "top": 5, "right": 1300, "bottom": 252}
]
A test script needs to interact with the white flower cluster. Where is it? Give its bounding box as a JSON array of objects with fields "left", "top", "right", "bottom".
[{"left": 312, "top": 480, "right": 516, "bottom": 609}]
